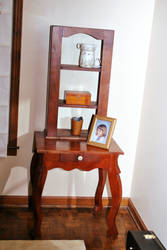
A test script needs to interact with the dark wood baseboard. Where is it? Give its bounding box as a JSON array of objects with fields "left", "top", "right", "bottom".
[
  {"left": 0, "top": 195, "right": 147, "bottom": 230},
  {"left": 0, "top": 195, "right": 128, "bottom": 208},
  {"left": 127, "top": 198, "right": 147, "bottom": 231}
]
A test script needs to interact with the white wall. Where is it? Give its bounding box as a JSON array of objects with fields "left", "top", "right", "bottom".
[
  {"left": 0, "top": 0, "right": 155, "bottom": 198},
  {"left": 131, "top": 0, "right": 167, "bottom": 246}
]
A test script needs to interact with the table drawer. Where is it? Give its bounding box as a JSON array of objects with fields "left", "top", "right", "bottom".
[
  {"left": 44, "top": 153, "right": 109, "bottom": 170},
  {"left": 59, "top": 153, "right": 99, "bottom": 163}
]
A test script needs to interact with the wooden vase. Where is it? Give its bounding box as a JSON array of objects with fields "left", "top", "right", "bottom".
[{"left": 71, "top": 117, "right": 83, "bottom": 136}]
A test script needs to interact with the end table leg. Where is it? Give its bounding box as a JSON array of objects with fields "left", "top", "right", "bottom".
[
  {"left": 31, "top": 153, "right": 47, "bottom": 238},
  {"left": 94, "top": 168, "right": 107, "bottom": 214},
  {"left": 107, "top": 155, "right": 122, "bottom": 239}
]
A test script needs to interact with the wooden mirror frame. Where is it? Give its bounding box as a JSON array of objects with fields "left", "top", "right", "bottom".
[{"left": 7, "top": 0, "right": 23, "bottom": 156}]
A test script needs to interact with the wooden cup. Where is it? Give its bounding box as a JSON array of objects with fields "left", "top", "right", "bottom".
[{"left": 71, "top": 117, "right": 83, "bottom": 136}]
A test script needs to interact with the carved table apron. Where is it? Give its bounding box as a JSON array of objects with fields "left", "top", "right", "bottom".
[{"left": 30, "top": 132, "right": 123, "bottom": 239}]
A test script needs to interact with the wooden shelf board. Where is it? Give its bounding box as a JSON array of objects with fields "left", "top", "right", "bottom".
[
  {"left": 58, "top": 99, "right": 97, "bottom": 109},
  {"left": 46, "top": 129, "right": 88, "bottom": 141}
]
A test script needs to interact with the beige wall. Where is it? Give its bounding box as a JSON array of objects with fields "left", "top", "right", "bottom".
[
  {"left": 131, "top": 0, "right": 167, "bottom": 246},
  {"left": 0, "top": 0, "right": 155, "bottom": 197}
]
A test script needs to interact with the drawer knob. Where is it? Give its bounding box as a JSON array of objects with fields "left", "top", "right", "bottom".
[{"left": 77, "top": 155, "right": 83, "bottom": 161}]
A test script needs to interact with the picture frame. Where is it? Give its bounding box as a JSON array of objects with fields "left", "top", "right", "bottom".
[{"left": 87, "top": 115, "right": 117, "bottom": 149}]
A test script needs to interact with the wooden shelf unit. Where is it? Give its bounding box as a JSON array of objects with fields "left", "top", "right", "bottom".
[{"left": 46, "top": 25, "right": 114, "bottom": 139}]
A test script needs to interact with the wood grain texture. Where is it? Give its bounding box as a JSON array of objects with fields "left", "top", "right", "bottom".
[
  {"left": 31, "top": 25, "right": 123, "bottom": 240},
  {"left": 46, "top": 26, "right": 63, "bottom": 137},
  {"left": 58, "top": 100, "right": 97, "bottom": 109},
  {"left": 7, "top": 0, "right": 23, "bottom": 155},
  {"left": 0, "top": 195, "right": 129, "bottom": 208},
  {"left": 30, "top": 132, "right": 123, "bottom": 239},
  {"left": 65, "top": 91, "right": 91, "bottom": 106},
  {"left": 36, "top": 131, "right": 123, "bottom": 154},
  {"left": 0, "top": 206, "right": 138, "bottom": 249},
  {"left": 0, "top": 196, "right": 146, "bottom": 234},
  {"left": 128, "top": 199, "right": 148, "bottom": 231},
  {"left": 46, "top": 129, "right": 88, "bottom": 141}
]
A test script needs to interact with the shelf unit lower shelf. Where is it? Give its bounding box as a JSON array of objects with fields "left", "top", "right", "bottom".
[
  {"left": 58, "top": 100, "right": 97, "bottom": 109},
  {"left": 46, "top": 129, "right": 88, "bottom": 141}
]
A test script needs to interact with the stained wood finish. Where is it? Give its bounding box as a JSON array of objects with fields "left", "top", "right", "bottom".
[
  {"left": 7, "top": 0, "right": 23, "bottom": 155},
  {"left": 0, "top": 207, "right": 138, "bottom": 249},
  {"left": 31, "top": 25, "right": 123, "bottom": 241},
  {"left": 46, "top": 26, "right": 63, "bottom": 137},
  {"left": 94, "top": 169, "right": 107, "bottom": 212},
  {"left": 128, "top": 199, "right": 147, "bottom": 231},
  {"left": 30, "top": 132, "right": 123, "bottom": 239},
  {"left": 46, "top": 128, "right": 88, "bottom": 140},
  {"left": 37, "top": 131, "right": 123, "bottom": 154},
  {"left": 0, "top": 195, "right": 129, "bottom": 208},
  {"left": 97, "top": 32, "right": 114, "bottom": 116},
  {"left": 65, "top": 91, "right": 91, "bottom": 106},
  {"left": 46, "top": 26, "right": 114, "bottom": 138},
  {"left": 58, "top": 100, "right": 97, "bottom": 109},
  {"left": 62, "top": 26, "right": 112, "bottom": 40}
]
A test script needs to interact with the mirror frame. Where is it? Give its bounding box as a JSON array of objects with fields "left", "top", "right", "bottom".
[{"left": 7, "top": 0, "right": 23, "bottom": 155}]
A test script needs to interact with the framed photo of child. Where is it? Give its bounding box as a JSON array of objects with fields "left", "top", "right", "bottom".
[{"left": 87, "top": 115, "right": 117, "bottom": 149}]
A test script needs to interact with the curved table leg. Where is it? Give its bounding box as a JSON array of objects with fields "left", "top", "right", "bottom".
[
  {"left": 31, "top": 153, "right": 47, "bottom": 238},
  {"left": 107, "top": 155, "right": 122, "bottom": 239},
  {"left": 94, "top": 168, "right": 107, "bottom": 214}
]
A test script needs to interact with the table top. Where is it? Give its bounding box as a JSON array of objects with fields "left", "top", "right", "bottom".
[{"left": 34, "top": 131, "right": 124, "bottom": 155}]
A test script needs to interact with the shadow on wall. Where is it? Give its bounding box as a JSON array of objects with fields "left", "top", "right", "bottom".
[
  {"left": 0, "top": 132, "right": 34, "bottom": 195},
  {"left": 0, "top": 131, "right": 112, "bottom": 199}
]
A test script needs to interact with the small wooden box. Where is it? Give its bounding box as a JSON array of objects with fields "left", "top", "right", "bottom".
[{"left": 65, "top": 91, "right": 91, "bottom": 106}]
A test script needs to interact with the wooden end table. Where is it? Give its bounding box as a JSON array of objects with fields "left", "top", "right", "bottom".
[{"left": 30, "top": 131, "right": 123, "bottom": 239}]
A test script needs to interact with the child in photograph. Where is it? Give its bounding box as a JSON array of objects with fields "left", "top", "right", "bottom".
[{"left": 93, "top": 124, "right": 107, "bottom": 144}]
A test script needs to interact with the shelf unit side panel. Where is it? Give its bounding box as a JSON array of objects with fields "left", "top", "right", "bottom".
[{"left": 97, "top": 31, "right": 114, "bottom": 116}]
